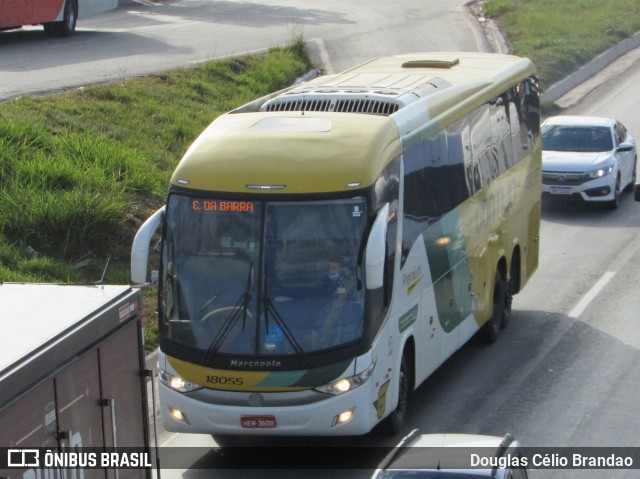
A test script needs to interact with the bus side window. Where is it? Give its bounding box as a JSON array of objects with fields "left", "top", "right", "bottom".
[
  {"left": 522, "top": 77, "right": 541, "bottom": 145},
  {"left": 381, "top": 160, "right": 400, "bottom": 306},
  {"left": 402, "top": 142, "right": 429, "bottom": 264},
  {"left": 507, "top": 86, "right": 527, "bottom": 164},
  {"left": 446, "top": 116, "right": 472, "bottom": 203},
  {"left": 490, "top": 94, "right": 513, "bottom": 175},
  {"left": 469, "top": 104, "right": 491, "bottom": 190}
]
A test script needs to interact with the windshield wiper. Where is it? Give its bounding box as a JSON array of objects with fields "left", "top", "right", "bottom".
[
  {"left": 203, "top": 263, "right": 253, "bottom": 361},
  {"left": 263, "top": 295, "right": 310, "bottom": 367},
  {"left": 261, "top": 259, "right": 310, "bottom": 367}
]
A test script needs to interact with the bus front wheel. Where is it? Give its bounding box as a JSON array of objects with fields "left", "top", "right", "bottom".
[{"left": 380, "top": 353, "right": 410, "bottom": 435}]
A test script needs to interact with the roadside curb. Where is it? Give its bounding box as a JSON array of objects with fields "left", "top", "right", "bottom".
[
  {"left": 146, "top": 348, "right": 158, "bottom": 370},
  {"left": 465, "top": 1, "right": 640, "bottom": 108},
  {"left": 542, "top": 31, "right": 640, "bottom": 105},
  {"left": 466, "top": 1, "right": 509, "bottom": 55}
]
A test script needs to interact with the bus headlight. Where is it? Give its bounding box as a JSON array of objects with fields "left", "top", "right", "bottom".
[
  {"left": 587, "top": 165, "right": 614, "bottom": 178},
  {"left": 315, "top": 360, "right": 376, "bottom": 395},
  {"left": 159, "top": 369, "right": 202, "bottom": 392}
]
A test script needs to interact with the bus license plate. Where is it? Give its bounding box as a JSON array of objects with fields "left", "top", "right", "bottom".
[
  {"left": 241, "top": 415, "right": 276, "bottom": 428},
  {"left": 550, "top": 186, "right": 573, "bottom": 195}
]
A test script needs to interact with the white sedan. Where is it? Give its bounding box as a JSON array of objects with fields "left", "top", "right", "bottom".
[
  {"left": 541, "top": 115, "right": 637, "bottom": 209},
  {"left": 370, "top": 430, "right": 529, "bottom": 479}
]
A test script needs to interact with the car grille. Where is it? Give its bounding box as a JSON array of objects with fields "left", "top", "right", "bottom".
[{"left": 542, "top": 171, "right": 588, "bottom": 186}]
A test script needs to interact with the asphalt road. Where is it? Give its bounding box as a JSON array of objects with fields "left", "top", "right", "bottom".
[
  {"left": 154, "top": 32, "right": 640, "bottom": 479},
  {"left": 0, "top": 0, "right": 484, "bottom": 101}
]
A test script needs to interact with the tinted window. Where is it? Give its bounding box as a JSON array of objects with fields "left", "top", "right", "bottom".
[
  {"left": 615, "top": 122, "right": 627, "bottom": 145},
  {"left": 401, "top": 76, "right": 540, "bottom": 264},
  {"left": 522, "top": 77, "right": 540, "bottom": 144},
  {"left": 160, "top": 194, "right": 368, "bottom": 359},
  {"left": 490, "top": 95, "right": 513, "bottom": 176},
  {"left": 542, "top": 125, "right": 613, "bottom": 152},
  {"left": 402, "top": 128, "right": 469, "bottom": 263},
  {"left": 470, "top": 103, "right": 492, "bottom": 187}
]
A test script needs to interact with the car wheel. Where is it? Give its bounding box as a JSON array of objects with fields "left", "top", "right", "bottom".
[
  {"left": 606, "top": 175, "right": 621, "bottom": 210},
  {"left": 44, "top": 0, "right": 77, "bottom": 37},
  {"left": 624, "top": 159, "right": 637, "bottom": 193},
  {"left": 381, "top": 353, "right": 410, "bottom": 435},
  {"left": 479, "top": 268, "right": 507, "bottom": 343}
]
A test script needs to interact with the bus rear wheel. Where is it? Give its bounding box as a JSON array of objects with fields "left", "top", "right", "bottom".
[{"left": 479, "top": 268, "right": 508, "bottom": 343}]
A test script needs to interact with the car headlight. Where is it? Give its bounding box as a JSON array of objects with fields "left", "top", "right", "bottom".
[
  {"left": 587, "top": 165, "right": 614, "bottom": 178},
  {"left": 315, "top": 359, "right": 376, "bottom": 395},
  {"left": 159, "top": 369, "right": 202, "bottom": 392}
]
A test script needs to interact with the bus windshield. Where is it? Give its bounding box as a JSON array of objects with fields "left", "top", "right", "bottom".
[{"left": 161, "top": 194, "right": 368, "bottom": 363}]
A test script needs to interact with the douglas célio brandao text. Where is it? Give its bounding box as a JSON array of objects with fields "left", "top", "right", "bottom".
[{"left": 471, "top": 452, "right": 634, "bottom": 469}]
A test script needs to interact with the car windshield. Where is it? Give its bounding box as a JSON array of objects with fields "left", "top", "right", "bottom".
[
  {"left": 542, "top": 124, "right": 613, "bottom": 152},
  {"left": 160, "top": 194, "right": 367, "bottom": 362}
]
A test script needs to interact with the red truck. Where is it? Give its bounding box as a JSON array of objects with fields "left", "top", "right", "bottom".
[{"left": 0, "top": 0, "right": 117, "bottom": 36}]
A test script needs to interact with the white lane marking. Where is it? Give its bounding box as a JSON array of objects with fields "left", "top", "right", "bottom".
[{"left": 569, "top": 271, "right": 616, "bottom": 318}]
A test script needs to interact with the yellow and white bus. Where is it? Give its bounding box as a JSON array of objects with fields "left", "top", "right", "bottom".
[{"left": 131, "top": 52, "right": 541, "bottom": 438}]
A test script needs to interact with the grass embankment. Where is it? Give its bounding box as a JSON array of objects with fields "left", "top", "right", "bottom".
[
  {"left": 0, "top": 41, "right": 312, "bottom": 351},
  {"left": 482, "top": 0, "right": 640, "bottom": 91}
]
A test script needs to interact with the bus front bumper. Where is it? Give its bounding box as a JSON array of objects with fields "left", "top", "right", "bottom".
[{"left": 159, "top": 381, "right": 379, "bottom": 436}]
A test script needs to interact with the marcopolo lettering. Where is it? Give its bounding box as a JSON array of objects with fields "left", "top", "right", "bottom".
[{"left": 230, "top": 359, "right": 282, "bottom": 368}]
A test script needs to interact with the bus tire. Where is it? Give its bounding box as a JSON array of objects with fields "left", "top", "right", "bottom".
[
  {"left": 501, "top": 279, "right": 513, "bottom": 330},
  {"left": 380, "top": 353, "right": 410, "bottom": 435},
  {"left": 500, "top": 285, "right": 512, "bottom": 329},
  {"left": 503, "top": 251, "right": 519, "bottom": 329},
  {"left": 479, "top": 268, "right": 507, "bottom": 343},
  {"left": 44, "top": 0, "right": 77, "bottom": 37}
]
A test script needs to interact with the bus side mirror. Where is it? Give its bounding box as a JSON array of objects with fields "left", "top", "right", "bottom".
[
  {"left": 365, "top": 203, "right": 390, "bottom": 290},
  {"left": 635, "top": 183, "right": 640, "bottom": 202},
  {"left": 131, "top": 206, "right": 165, "bottom": 285}
]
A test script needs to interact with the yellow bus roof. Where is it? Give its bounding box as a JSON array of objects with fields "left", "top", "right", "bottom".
[
  {"left": 170, "top": 52, "right": 536, "bottom": 194},
  {"left": 337, "top": 52, "right": 535, "bottom": 89},
  {"left": 171, "top": 112, "right": 400, "bottom": 194}
]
